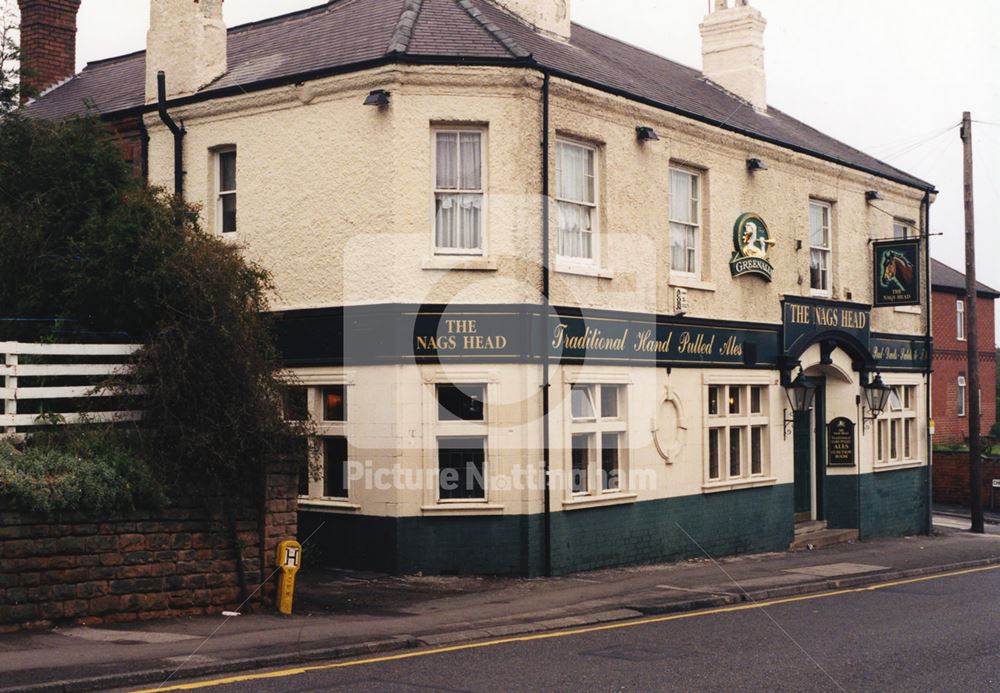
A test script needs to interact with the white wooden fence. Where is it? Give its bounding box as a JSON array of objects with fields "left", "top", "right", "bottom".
[{"left": 1, "top": 342, "right": 144, "bottom": 434}]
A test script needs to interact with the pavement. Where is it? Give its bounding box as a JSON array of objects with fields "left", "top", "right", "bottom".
[{"left": 1, "top": 514, "right": 999, "bottom": 693}]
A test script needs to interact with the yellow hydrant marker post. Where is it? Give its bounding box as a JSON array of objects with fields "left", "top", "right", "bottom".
[{"left": 276, "top": 539, "right": 302, "bottom": 615}]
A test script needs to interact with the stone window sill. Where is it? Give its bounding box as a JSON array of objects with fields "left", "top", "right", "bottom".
[
  {"left": 894, "top": 305, "right": 922, "bottom": 315},
  {"left": 562, "top": 492, "right": 638, "bottom": 511},
  {"left": 298, "top": 498, "right": 361, "bottom": 512},
  {"left": 422, "top": 256, "right": 498, "bottom": 271},
  {"left": 702, "top": 476, "right": 777, "bottom": 494},
  {"left": 555, "top": 260, "right": 614, "bottom": 280},
  {"left": 669, "top": 275, "right": 716, "bottom": 292},
  {"left": 421, "top": 502, "right": 504, "bottom": 516},
  {"left": 873, "top": 460, "right": 924, "bottom": 473}
]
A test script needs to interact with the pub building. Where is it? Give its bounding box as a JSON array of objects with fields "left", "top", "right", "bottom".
[{"left": 26, "top": 0, "right": 934, "bottom": 575}]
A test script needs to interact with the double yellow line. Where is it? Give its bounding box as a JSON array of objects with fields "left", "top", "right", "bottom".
[{"left": 135, "top": 563, "right": 1000, "bottom": 692}]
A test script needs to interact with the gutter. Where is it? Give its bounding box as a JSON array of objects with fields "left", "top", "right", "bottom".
[{"left": 156, "top": 71, "right": 186, "bottom": 199}]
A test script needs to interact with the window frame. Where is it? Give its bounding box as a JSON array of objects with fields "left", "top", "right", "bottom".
[
  {"left": 809, "top": 200, "right": 833, "bottom": 296},
  {"left": 705, "top": 383, "right": 770, "bottom": 485},
  {"left": 876, "top": 384, "right": 919, "bottom": 466},
  {"left": 956, "top": 299, "right": 966, "bottom": 341},
  {"left": 567, "top": 382, "right": 627, "bottom": 497},
  {"left": 289, "top": 382, "right": 355, "bottom": 504},
  {"left": 958, "top": 375, "right": 967, "bottom": 417},
  {"left": 431, "top": 127, "right": 487, "bottom": 256},
  {"left": 434, "top": 381, "right": 490, "bottom": 503},
  {"left": 555, "top": 137, "right": 600, "bottom": 267},
  {"left": 214, "top": 146, "right": 237, "bottom": 235},
  {"left": 668, "top": 166, "right": 702, "bottom": 277},
  {"left": 893, "top": 219, "right": 911, "bottom": 239}
]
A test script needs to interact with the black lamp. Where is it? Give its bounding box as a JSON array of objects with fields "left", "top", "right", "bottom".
[
  {"left": 865, "top": 190, "right": 882, "bottom": 202},
  {"left": 363, "top": 89, "right": 391, "bottom": 108},
  {"left": 782, "top": 370, "right": 816, "bottom": 439},
  {"left": 746, "top": 158, "right": 768, "bottom": 172},
  {"left": 636, "top": 126, "right": 659, "bottom": 142},
  {"left": 862, "top": 373, "right": 892, "bottom": 429}
]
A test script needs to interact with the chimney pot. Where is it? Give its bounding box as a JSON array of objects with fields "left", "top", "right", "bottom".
[{"left": 16, "top": 0, "right": 82, "bottom": 101}]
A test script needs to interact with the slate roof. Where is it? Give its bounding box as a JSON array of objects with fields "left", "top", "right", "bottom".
[
  {"left": 931, "top": 258, "right": 1000, "bottom": 298},
  {"left": 24, "top": 0, "right": 932, "bottom": 191}
]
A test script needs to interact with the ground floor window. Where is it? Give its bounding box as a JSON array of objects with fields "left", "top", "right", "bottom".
[
  {"left": 285, "top": 383, "right": 352, "bottom": 502},
  {"left": 877, "top": 384, "right": 918, "bottom": 464},
  {"left": 435, "top": 383, "right": 489, "bottom": 502},
  {"left": 438, "top": 436, "right": 486, "bottom": 500},
  {"left": 706, "top": 383, "right": 769, "bottom": 483},
  {"left": 568, "top": 383, "right": 627, "bottom": 495}
]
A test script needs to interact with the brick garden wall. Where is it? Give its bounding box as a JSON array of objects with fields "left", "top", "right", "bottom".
[
  {"left": 932, "top": 451, "right": 1000, "bottom": 509},
  {"left": 0, "top": 460, "right": 298, "bottom": 632}
]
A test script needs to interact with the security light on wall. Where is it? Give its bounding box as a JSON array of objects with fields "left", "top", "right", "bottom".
[
  {"left": 865, "top": 190, "right": 883, "bottom": 202},
  {"left": 782, "top": 370, "right": 816, "bottom": 439},
  {"left": 746, "top": 158, "right": 768, "bottom": 172},
  {"left": 636, "top": 126, "right": 660, "bottom": 142},
  {"left": 363, "top": 89, "right": 391, "bottom": 108}
]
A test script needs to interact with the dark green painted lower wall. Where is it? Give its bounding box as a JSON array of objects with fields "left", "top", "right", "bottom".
[
  {"left": 301, "top": 484, "right": 794, "bottom": 577},
  {"left": 825, "top": 466, "right": 929, "bottom": 539},
  {"left": 550, "top": 485, "right": 794, "bottom": 574},
  {"left": 299, "top": 470, "right": 927, "bottom": 577}
]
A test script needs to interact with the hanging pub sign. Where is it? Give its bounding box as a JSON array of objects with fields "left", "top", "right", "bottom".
[
  {"left": 873, "top": 239, "right": 921, "bottom": 307},
  {"left": 827, "top": 417, "right": 856, "bottom": 467},
  {"left": 729, "top": 213, "right": 774, "bottom": 281}
]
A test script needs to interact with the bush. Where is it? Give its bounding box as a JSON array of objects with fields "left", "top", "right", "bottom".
[{"left": 0, "top": 429, "right": 165, "bottom": 514}]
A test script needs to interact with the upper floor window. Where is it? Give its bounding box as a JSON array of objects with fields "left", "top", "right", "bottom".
[
  {"left": 434, "top": 129, "right": 484, "bottom": 254},
  {"left": 669, "top": 168, "right": 701, "bottom": 275},
  {"left": 893, "top": 220, "right": 911, "bottom": 239},
  {"left": 556, "top": 139, "right": 598, "bottom": 263},
  {"left": 809, "top": 200, "right": 832, "bottom": 295},
  {"left": 957, "top": 375, "right": 967, "bottom": 417},
  {"left": 956, "top": 299, "right": 966, "bottom": 340},
  {"left": 215, "top": 147, "right": 237, "bottom": 234}
]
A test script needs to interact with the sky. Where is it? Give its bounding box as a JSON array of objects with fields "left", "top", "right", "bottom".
[{"left": 64, "top": 0, "right": 1000, "bottom": 320}]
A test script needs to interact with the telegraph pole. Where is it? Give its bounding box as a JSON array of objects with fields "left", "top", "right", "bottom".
[{"left": 962, "top": 111, "right": 984, "bottom": 534}]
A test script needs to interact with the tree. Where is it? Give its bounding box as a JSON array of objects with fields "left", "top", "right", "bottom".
[
  {"left": 1, "top": 0, "right": 23, "bottom": 114},
  {"left": 0, "top": 111, "right": 305, "bottom": 503}
]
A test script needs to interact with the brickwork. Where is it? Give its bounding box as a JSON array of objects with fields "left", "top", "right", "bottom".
[
  {"left": 932, "top": 451, "right": 1000, "bottom": 509},
  {"left": 931, "top": 289, "right": 997, "bottom": 444},
  {"left": 16, "top": 0, "right": 81, "bottom": 98},
  {"left": 0, "top": 461, "right": 297, "bottom": 631}
]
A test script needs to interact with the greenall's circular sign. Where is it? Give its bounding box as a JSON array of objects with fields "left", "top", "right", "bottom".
[{"left": 730, "top": 213, "right": 774, "bottom": 281}]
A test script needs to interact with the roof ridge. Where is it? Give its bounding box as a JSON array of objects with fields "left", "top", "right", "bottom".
[
  {"left": 387, "top": 0, "right": 423, "bottom": 54},
  {"left": 457, "top": 0, "right": 531, "bottom": 60}
]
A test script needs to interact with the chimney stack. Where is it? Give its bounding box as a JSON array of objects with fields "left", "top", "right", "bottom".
[
  {"left": 16, "top": 0, "right": 81, "bottom": 100},
  {"left": 700, "top": 0, "right": 767, "bottom": 113},
  {"left": 493, "top": 0, "right": 571, "bottom": 42},
  {"left": 145, "top": 0, "right": 227, "bottom": 103}
]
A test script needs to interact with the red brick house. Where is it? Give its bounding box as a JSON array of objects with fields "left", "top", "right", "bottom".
[{"left": 931, "top": 258, "right": 999, "bottom": 445}]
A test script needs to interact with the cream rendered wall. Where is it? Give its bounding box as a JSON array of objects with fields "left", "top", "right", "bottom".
[
  {"left": 146, "top": 65, "right": 928, "bottom": 338},
  {"left": 544, "top": 78, "right": 928, "bottom": 337}
]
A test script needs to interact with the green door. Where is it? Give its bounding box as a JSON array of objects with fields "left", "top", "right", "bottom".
[{"left": 793, "top": 411, "right": 812, "bottom": 517}]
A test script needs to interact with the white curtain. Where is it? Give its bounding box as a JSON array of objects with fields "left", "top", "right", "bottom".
[
  {"left": 435, "top": 131, "right": 483, "bottom": 251},
  {"left": 557, "top": 142, "right": 594, "bottom": 203}
]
